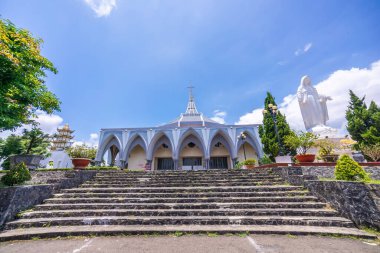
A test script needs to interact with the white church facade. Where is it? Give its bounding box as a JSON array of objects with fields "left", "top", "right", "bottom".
[{"left": 95, "top": 89, "right": 263, "bottom": 170}]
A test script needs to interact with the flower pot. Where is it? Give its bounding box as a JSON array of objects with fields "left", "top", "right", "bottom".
[
  {"left": 321, "top": 154, "right": 339, "bottom": 162},
  {"left": 9, "top": 154, "right": 43, "bottom": 170},
  {"left": 295, "top": 154, "right": 316, "bottom": 163},
  {"left": 242, "top": 165, "right": 255, "bottom": 169},
  {"left": 71, "top": 158, "right": 91, "bottom": 169},
  {"left": 275, "top": 155, "right": 292, "bottom": 163}
]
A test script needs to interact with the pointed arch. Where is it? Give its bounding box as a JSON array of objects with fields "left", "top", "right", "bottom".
[
  {"left": 175, "top": 128, "right": 206, "bottom": 159},
  {"left": 147, "top": 131, "right": 174, "bottom": 160},
  {"left": 123, "top": 133, "right": 148, "bottom": 162},
  {"left": 95, "top": 133, "right": 122, "bottom": 162},
  {"left": 208, "top": 129, "right": 235, "bottom": 158},
  {"left": 236, "top": 130, "right": 262, "bottom": 161}
]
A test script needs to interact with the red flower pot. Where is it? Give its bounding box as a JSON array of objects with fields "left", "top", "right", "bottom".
[
  {"left": 295, "top": 154, "right": 316, "bottom": 163},
  {"left": 71, "top": 158, "right": 91, "bottom": 169}
]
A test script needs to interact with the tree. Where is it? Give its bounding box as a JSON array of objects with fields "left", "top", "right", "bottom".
[
  {"left": 346, "top": 90, "right": 380, "bottom": 146},
  {"left": 0, "top": 19, "right": 60, "bottom": 131},
  {"left": 0, "top": 127, "right": 50, "bottom": 169},
  {"left": 0, "top": 134, "right": 23, "bottom": 169},
  {"left": 258, "top": 92, "right": 296, "bottom": 161},
  {"left": 21, "top": 127, "right": 50, "bottom": 157}
]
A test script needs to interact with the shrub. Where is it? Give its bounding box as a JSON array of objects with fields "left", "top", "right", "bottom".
[
  {"left": 243, "top": 159, "right": 257, "bottom": 165},
  {"left": 67, "top": 145, "right": 97, "bottom": 159},
  {"left": 1, "top": 163, "right": 31, "bottom": 186},
  {"left": 259, "top": 155, "right": 273, "bottom": 165},
  {"left": 284, "top": 131, "right": 318, "bottom": 155},
  {"left": 360, "top": 143, "right": 380, "bottom": 162},
  {"left": 235, "top": 162, "right": 244, "bottom": 169},
  {"left": 316, "top": 139, "right": 337, "bottom": 156},
  {"left": 335, "top": 154, "right": 370, "bottom": 181}
]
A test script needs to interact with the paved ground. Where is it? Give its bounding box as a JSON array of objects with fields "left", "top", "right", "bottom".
[{"left": 0, "top": 235, "right": 378, "bottom": 253}]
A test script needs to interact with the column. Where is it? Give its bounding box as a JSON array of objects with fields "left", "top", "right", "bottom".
[
  {"left": 173, "top": 159, "right": 179, "bottom": 170},
  {"left": 205, "top": 158, "right": 210, "bottom": 170}
]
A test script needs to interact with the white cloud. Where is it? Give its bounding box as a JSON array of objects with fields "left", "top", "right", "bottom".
[
  {"left": 84, "top": 0, "right": 117, "bottom": 17},
  {"left": 295, "top": 42, "right": 313, "bottom": 56},
  {"left": 73, "top": 133, "right": 99, "bottom": 147},
  {"left": 236, "top": 60, "right": 380, "bottom": 133},
  {"left": 211, "top": 110, "right": 227, "bottom": 124},
  {"left": 235, "top": 108, "right": 263, "bottom": 125},
  {"left": 34, "top": 111, "right": 64, "bottom": 134},
  {"left": 0, "top": 111, "right": 63, "bottom": 139},
  {"left": 304, "top": 43, "right": 312, "bottom": 52}
]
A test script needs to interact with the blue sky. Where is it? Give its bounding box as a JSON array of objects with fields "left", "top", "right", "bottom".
[{"left": 1, "top": 0, "right": 380, "bottom": 143}]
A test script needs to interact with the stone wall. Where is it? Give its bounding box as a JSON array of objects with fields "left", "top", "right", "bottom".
[
  {"left": 0, "top": 170, "right": 98, "bottom": 228},
  {"left": 305, "top": 181, "right": 380, "bottom": 229},
  {"left": 301, "top": 166, "right": 380, "bottom": 180}
]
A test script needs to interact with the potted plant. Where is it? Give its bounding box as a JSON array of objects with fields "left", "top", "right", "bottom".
[
  {"left": 316, "top": 139, "right": 339, "bottom": 162},
  {"left": 241, "top": 159, "right": 257, "bottom": 169},
  {"left": 67, "top": 144, "right": 97, "bottom": 169},
  {"left": 284, "top": 131, "right": 318, "bottom": 163},
  {"left": 5, "top": 127, "right": 50, "bottom": 170}
]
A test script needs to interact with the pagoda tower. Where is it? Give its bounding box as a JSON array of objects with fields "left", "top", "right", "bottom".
[{"left": 51, "top": 124, "right": 74, "bottom": 151}]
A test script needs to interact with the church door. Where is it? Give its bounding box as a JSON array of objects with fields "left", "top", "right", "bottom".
[
  {"left": 210, "top": 157, "right": 228, "bottom": 169},
  {"left": 157, "top": 158, "right": 174, "bottom": 170}
]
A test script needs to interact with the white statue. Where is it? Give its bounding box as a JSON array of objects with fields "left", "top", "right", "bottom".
[{"left": 297, "top": 76, "right": 332, "bottom": 131}]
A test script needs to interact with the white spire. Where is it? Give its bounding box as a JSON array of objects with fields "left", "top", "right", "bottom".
[{"left": 185, "top": 84, "right": 199, "bottom": 115}]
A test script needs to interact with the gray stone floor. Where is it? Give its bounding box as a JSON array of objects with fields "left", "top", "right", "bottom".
[{"left": 0, "top": 235, "right": 378, "bottom": 253}]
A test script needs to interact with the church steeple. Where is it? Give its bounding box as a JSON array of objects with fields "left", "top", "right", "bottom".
[{"left": 185, "top": 84, "right": 200, "bottom": 115}]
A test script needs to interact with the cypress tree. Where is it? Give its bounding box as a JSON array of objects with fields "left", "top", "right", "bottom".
[
  {"left": 258, "top": 92, "right": 295, "bottom": 161},
  {"left": 346, "top": 90, "right": 380, "bottom": 146}
]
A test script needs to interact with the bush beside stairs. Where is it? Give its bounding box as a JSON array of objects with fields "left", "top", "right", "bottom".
[{"left": 0, "top": 169, "right": 375, "bottom": 241}]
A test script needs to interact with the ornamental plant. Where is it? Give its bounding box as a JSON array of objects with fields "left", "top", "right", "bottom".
[
  {"left": 1, "top": 162, "right": 31, "bottom": 186},
  {"left": 259, "top": 154, "right": 273, "bottom": 165},
  {"left": 316, "top": 139, "right": 337, "bottom": 156},
  {"left": 284, "top": 131, "right": 318, "bottom": 155},
  {"left": 242, "top": 159, "right": 256, "bottom": 165},
  {"left": 67, "top": 145, "right": 97, "bottom": 159},
  {"left": 360, "top": 143, "right": 380, "bottom": 162},
  {"left": 334, "top": 154, "right": 370, "bottom": 181}
]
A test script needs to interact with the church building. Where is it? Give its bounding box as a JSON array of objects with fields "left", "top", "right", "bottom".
[{"left": 95, "top": 88, "right": 263, "bottom": 170}]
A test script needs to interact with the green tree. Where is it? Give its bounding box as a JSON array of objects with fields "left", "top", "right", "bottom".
[
  {"left": 0, "top": 127, "right": 50, "bottom": 169},
  {"left": 0, "top": 19, "right": 60, "bottom": 131},
  {"left": 0, "top": 134, "right": 23, "bottom": 169},
  {"left": 346, "top": 90, "right": 380, "bottom": 146},
  {"left": 21, "top": 127, "right": 51, "bottom": 156},
  {"left": 258, "top": 92, "right": 296, "bottom": 161}
]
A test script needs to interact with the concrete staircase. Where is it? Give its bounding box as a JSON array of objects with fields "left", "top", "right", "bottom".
[{"left": 0, "top": 169, "right": 375, "bottom": 241}]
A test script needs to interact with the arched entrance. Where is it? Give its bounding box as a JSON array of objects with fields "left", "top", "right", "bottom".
[
  {"left": 177, "top": 133, "right": 206, "bottom": 170},
  {"left": 237, "top": 132, "right": 258, "bottom": 164},
  {"left": 149, "top": 134, "right": 174, "bottom": 170},
  {"left": 209, "top": 133, "right": 234, "bottom": 169},
  {"left": 124, "top": 135, "right": 147, "bottom": 169}
]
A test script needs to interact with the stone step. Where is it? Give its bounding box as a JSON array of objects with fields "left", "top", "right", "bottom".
[
  {"left": 44, "top": 196, "right": 319, "bottom": 204},
  {"left": 62, "top": 185, "right": 304, "bottom": 193},
  {"left": 1, "top": 225, "right": 375, "bottom": 242},
  {"left": 21, "top": 208, "right": 337, "bottom": 219},
  {"left": 80, "top": 182, "right": 285, "bottom": 188},
  {"left": 97, "top": 170, "right": 273, "bottom": 174},
  {"left": 54, "top": 190, "right": 310, "bottom": 199},
  {"left": 34, "top": 202, "right": 326, "bottom": 211},
  {"left": 91, "top": 177, "right": 283, "bottom": 183},
  {"left": 93, "top": 175, "right": 282, "bottom": 179},
  {"left": 5, "top": 216, "right": 355, "bottom": 230}
]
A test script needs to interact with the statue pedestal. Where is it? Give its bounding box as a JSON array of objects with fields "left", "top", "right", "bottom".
[{"left": 310, "top": 125, "right": 340, "bottom": 138}]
